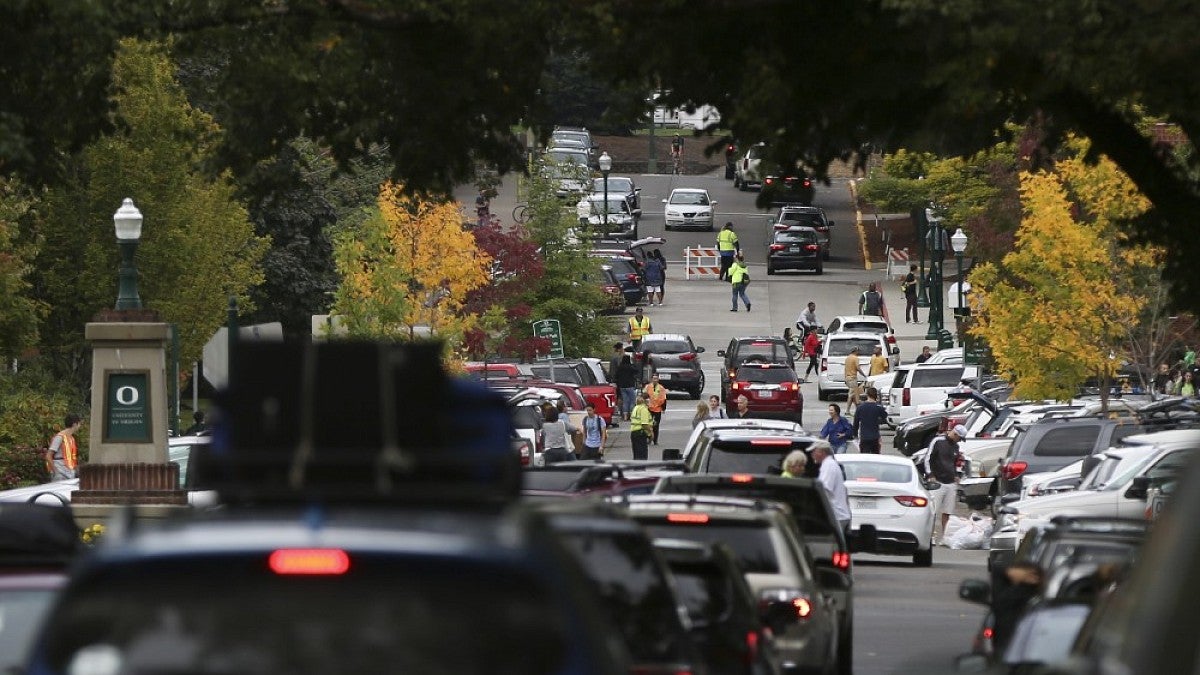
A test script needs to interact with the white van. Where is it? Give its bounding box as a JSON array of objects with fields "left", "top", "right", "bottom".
[
  {"left": 816, "top": 332, "right": 895, "bottom": 401},
  {"left": 885, "top": 363, "right": 981, "bottom": 426}
]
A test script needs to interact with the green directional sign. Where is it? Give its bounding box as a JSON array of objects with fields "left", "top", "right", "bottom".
[{"left": 532, "top": 319, "right": 565, "bottom": 360}]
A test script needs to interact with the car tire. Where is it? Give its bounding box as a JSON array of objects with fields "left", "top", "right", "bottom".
[
  {"left": 767, "top": 264, "right": 776, "bottom": 276},
  {"left": 687, "top": 386, "right": 701, "bottom": 400},
  {"left": 817, "top": 386, "right": 827, "bottom": 402},
  {"left": 914, "top": 546, "right": 933, "bottom": 567},
  {"left": 738, "top": 179, "right": 749, "bottom": 192},
  {"left": 837, "top": 625, "right": 853, "bottom": 675},
  {"left": 815, "top": 263, "right": 824, "bottom": 275}
]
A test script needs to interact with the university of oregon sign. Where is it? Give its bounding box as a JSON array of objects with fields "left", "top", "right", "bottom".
[{"left": 104, "top": 371, "right": 152, "bottom": 442}]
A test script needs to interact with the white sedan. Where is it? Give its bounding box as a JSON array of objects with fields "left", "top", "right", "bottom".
[
  {"left": 839, "top": 454, "right": 936, "bottom": 566},
  {"left": 661, "top": 188, "right": 716, "bottom": 231}
]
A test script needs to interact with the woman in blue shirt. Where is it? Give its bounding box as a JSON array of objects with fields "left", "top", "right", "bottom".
[{"left": 819, "top": 403, "right": 855, "bottom": 454}]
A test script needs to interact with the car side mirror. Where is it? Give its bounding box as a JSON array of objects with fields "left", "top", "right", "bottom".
[
  {"left": 634, "top": 187, "right": 641, "bottom": 193},
  {"left": 958, "top": 578, "right": 991, "bottom": 605},
  {"left": 814, "top": 566, "right": 852, "bottom": 591},
  {"left": 695, "top": 346, "right": 706, "bottom": 353},
  {"left": 716, "top": 350, "right": 726, "bottom": 357},
  {"left": 661, "top": 198, "right": 668, "bottom": 204},
  {"left": 1125, "top": 475, "right": 1152, "bottom": 500},
  {"left": 661, "top": 449, "right": 682, "bottom": 461},
  {"left": 633, "top": 209, "right": 642, "bottom": 217},
  {"left": 711, "top": 200, "right": 718, "bottom": 206}
]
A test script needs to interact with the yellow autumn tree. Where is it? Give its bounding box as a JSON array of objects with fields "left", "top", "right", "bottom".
[
  {"left": 970, "top": 143, "right": 1158, "bottom": 402},
  {"left": 331, "top": 182, "right": 492, "bottom": 353}
]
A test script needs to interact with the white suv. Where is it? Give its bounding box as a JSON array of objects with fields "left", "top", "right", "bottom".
[
  {"left": 662, "top": 188, "right": 716, "bottom": 231},
  {"left": 734, "top": 143, "right": 766, "bottom": 190},
  {"left": 884, "top": 363, "right": 981, "bottom": 426},
  {"left": 817, "top": 332, "right": 896, "bottom": 401}
]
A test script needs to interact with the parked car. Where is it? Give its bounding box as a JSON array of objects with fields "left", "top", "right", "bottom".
[
  {"left": 0, "top": 503, "right": 78, "bottom": 673},
  {"left": 576, "top": 193, "right": 638, "bottom": 239},
  {"left": 591, "top": 175, "right": 640, "bottom": 211},
  {"left": 521, "top": 460, "right": 689, "bottom": 501},
  {"left": 662, "top": 187, "right": 717, "bottom": 231},
  {"left": 681, "top": 428, "right": 819, "bottom": 476},
  {"left": 717, "top": 336, "right": 796, "bottom": 403},
  {"left": 624, "top": 495, "right": 846, "bottom": 675},
  {"left": 591, "top": 236, "right": 666, "bottom": 269},
  {"left": 885, "top": 363, "right": 982, "bottom": 426},
  {"left": 594, "top": 263, "right": 628, "bottom": 314},
  {"left": 734, "top": 143, "right": 766, "bottom": 190},
  {"left": 517, "top": 362, "right": 617, "bottom": 426},
  {"left": 726, "top": 362, "right": 804, "bottom": 422},
  {"left": 588, "top": 253, "right": 646, "bottom": 306},
  {"left": 652, "top": 539, "right": 784, "bottom": 675},
  {"left": 838, "top": 454, "right": 937, "bottom": 566},
  {"left": 634, "top": 333, "right": 706, "bottom": 399},
  {"left": 544, "top": 148, "right": 592, "bottom": 198},
  {"left": 772, "top": 206, "right": 833, "bottom": 260},
  {"left": 672, "top": 418, "right": 808, "bottom": 465},
  {"left": 766, "top": 226, "right": 823, "bottom": 275},
  {"left": 816, "top": 332, "right": 898, "bottom": 402}
]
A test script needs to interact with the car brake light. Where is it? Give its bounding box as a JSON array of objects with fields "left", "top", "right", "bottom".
[
  {"left": 902, "top": 388, "right": 910, "bottom": 406},
  {"left": 805, "top": 244, "right": 819, "bottom": 251},
  {"left": 894, "top": 495, "right": 929, "bottom": 507},
  {"left": 982, "top": 627, "right": 995, "bottom": 640},
  {"left": 519, "top": 443, "right": 531, "bottom": 466},
  {"left": 820, "top": 358, "right": 827, "bottom": 372},
  {"left": 803, "top": 179, "right": 812, "bottom": 187},
  {"left": 679, "top": 352, "right": 696, "bottom": 361},
  {"left": 792, "top": 597, "right": 813, "bottom": 618},
  {"left": 886, "top": 335, "right": 896, "bottom": 344},
  {"left": 731, "top": 381, "right": 743, "bottom": 390},
  {"left": 780, "top": 382, "right": 794, "bottom": 390},
  {"left": 750, "top": 438, "right": 794, "bottom": 446},
  {"left": 831, "top": 551, "right": 851, "bottom": 570},
  {"left": 729, "top": 474, "right": 756, "bottom": 483},
  {"left": 765, "top": 177, "right": 775, "bottom": 186},
  {"left": 770, "top": 244, "right": 786, "bottom": 252},
  {"left": 626, "top": 273, "right": 639, "bottom": 283},
  {"left": 667, "top": 512, "right": 710, "bottom": 524},
  {"left": 745, "top": 630, "right": 760, "bottom": 665},
  {"left": 1001, "top": 461, "right": 1029, "bottom": 481},
  {"left": 269, "top": 549, "right": 351, "bottom": 576}
]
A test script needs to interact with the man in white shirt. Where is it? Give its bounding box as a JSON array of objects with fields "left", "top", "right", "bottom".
[
  {"left": 796, "top": 301, "right": 819, "bottom": 333},
  {"left": 810, "top": 440, "right": 851, "bottom": 532}
]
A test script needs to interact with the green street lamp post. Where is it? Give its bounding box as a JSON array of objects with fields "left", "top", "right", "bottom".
[
  {"left": 113, "top": 198, "right": 143, "bottom": 310},
  {"left": 915, "top": 207, "right": 930, "bottom": 308},
  {"left": 924, "top": 207, "right": 944, "bottom": 341},
  {"left": 599, "top": 151, "right": 612, "bottom": 232},
  {"left": 950, "top": 227, "right": 968, "bottom": 347}
]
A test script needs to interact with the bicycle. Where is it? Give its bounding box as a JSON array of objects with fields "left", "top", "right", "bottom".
[
  {"left": 670, "top": 150, "right": 682, "bottom": 175},
  {"left": 512, "top": 203, "right": 530, "bottom": 224}
]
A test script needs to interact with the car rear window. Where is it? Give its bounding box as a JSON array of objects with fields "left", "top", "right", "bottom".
[
  {"left": 840, "top": 322, "right": 886, "bottom": 334},
  {"left": 658, "top": 483, "right": 836, "bottom": 538},
  {"left": 736, "top": 367, "right": 797, "bottom": 384},
  {"left": 643, "top": 341, "right": 692, "bottom": 354},
  {"left": 528, "top": 366, "right": 584, "bottom": 385},
  {"left": 778, "top": 213, "right": 823, "bottom": 227},
  {"left": 558, "top": 531, "right": 692, "bottom": 662},
  {"left": 641, "top": 522, "right": 780, "bottom": 574},
  {"left": 1032, "top": 426, "right": 1100, "bottom": 457},
  {"left": 911, "top": 368, "right": 965, "bottom": 387},
  {"left": 606, "top": 259, "right": 638, "bottom": 276},
  {"left": 774, "top": 231, "right": 817, "bottom": 244},
  {"left": 666, "top": 563, "right": 736, "bottom": 623},
  {"left": 522, "top": 470, "right": 584, "bottom": 492},
  {"left": 826, "top": 338, "right": 880, "bottom": 357},
  {"left": 39, "top": 557, "right": 572, "bottom": 674},
  {"left": 734, "top": 343, "right": 788, "bottom": 365},
  {"left": 704, "top": 441, "right": 808, "bottom": 474},
  {"left": 843, "top": 462, "right": 914, "bottom": 484}
]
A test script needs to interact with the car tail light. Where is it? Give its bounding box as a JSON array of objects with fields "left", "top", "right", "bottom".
[
  {"left": 750, "top": 438, "right": 794, "bottom": 446},
  {"left": 1001, "top": 461, "right": 1028, "bottom": 481},
  {"left": 805, "top": 244, "right": 819, "bottom": 251},
  {"left": 518, "top": 442, "right": 531, "bottom": 466},
  {"left": 730, "top": 474, "right": 756, "bottom": 483},
  {"left": 803, "top": 178, "right": 812, "bottom": 188},
  {"left": 770, "top": 244, "right": 786, "bottom": 252},
  {"left": 634, "top": 352, "right": 644, "bottom": 361},
  {"left": 820, "top": 358, "right": 827, "bottom": 372},
  {"left": 626, "top": 273, "right": 639, "bottom": 283},
  {"left": 764, "top": 177, "right": 775, "bottom": 186},
  {"left": 902, "top": 388, "right": 911, "bottom": 406},
  {"left": 536, "top": 429, "right": 545, "bottom": 454},
  {"left": 886, "top": 334, "right": 896, "bottom": 344},
  {"left": 269, "top": 549, "right": 351, "bottom": 575},
  {"left": 792, "top": 597, "right": 813, "bottom": 618},
  {"left": 744, "top": 631, "right": 760, "bottom": 665},
  {"left": 759, "top": 589, "right": 814, "bottom": 620},
  {"left": 780, "top": 382, "right": 794, "bottom": 391},
  {"left": 894, "top": 495, "right": 929, "bottom": 507},
  {"left": 982, "top": 627, "right": 994, "bottom": 640},
  {"left": 731, "top": 381, "right": 743, "bottom": 390},
  {"left": 667, "top": 512, "right": 710, "bottom": 524},
  {"left": 679, "top": 352, "right": 696, "bottom": 361},
  {"left": 831, "top": 551, "right": 851, "bottom": 570}
]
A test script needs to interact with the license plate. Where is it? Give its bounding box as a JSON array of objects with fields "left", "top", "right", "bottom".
[
  {"left": 684, "top": 218, "right": 694, "bottom": 223},
  {"left": 658, "top": 373, "right": 672, "bottom": 380},
  {"left": 790, "top": 245, "right": 800, "bottom": 252},
  {"left": 854, "top": 499, "right": 876, "bottom": 510},
  {"left": 757, "top": 390, "right": 775, "bottom": 399}
]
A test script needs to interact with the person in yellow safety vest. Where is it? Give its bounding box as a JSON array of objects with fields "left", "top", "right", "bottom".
[
  {"left": 629, "top": 394, "right": 652, "bottom": 460},
  {"left": 626, "top": 306, "right": 652, "bottom": 350},
  {"left": 716, "top": 221, "right": 740, "bottom": 281},
  {"left": 729, "top": 253, "right": 751, "bottom": 312},
  {"left": 46, "top": 413, "right": 82, "bottom": 480}
]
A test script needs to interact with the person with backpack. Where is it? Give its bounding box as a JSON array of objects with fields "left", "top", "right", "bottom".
[
  {"left": 643, "top": 252, "right": 666, "bottom": 306},
  {"left": 580, "top": 402, "right": 608, "bottom": 460},
  {"left": 859, "top": 282, "right": 885, "bottom": 316}
]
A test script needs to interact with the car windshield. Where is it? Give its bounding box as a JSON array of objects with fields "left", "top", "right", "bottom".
[
  {"left": 547, "top": 151, "right": 588, "bottom": 166},
  {"left": 643, "top": 340, "right": 692, "bottom": 354},
  {"left": 735, "top": 343, "right": 787, "bottom": 364},
  {"left": 589, "top": 199, "right": 629, "bottom": 215},
  {"left": 528, "top": 366, "right": 584, "bottom": 385},
  {"left": 1101, "top": 451, "right": 1173, "bottom": 491},
  {"left": 642, "top": 522, "right": 780, "bottom": 574},
  {"left": 736, "top": 367, "right": 796, "bottom": 384},
  {"left": 557, "top": 531, "right": 692, "bottom": 662},
  {"left": 843, "top": 461, "right": 914, "bottom": 484},
  {"left": 911, "top": 368, "right": 965, "bottom": 387},
  {"left": 774, "top": 231, "right": 817, "bottom": 244},
  {"left": 593, "top": 177, "right": 632, "bottom": 193},
  {"left": 669, "top": 192, "right": 709, "bottom": 206},
  {"left": 521, "top": 470, "right": 584, "bottom": 492},
  {"left": 827, "top": 339, "right": 880, "bottom": 357},
  {"left": 38, "top": 557, "right": 572, "bottom": 674}
]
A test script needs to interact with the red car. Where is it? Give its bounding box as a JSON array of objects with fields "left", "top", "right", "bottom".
[
  {"left": 727, "top": 363, "right": 804, "bottom": 422},
  {"left": 519, "top": 363, "right": 618, "bottom": 426}
]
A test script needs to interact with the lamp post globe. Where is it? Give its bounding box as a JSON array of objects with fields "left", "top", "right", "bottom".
[
  {"left": 599, "top": 151, "right": 612, "bottom": 231},
  {"left": 113, "top": 198, "right": 143, "bottom": 310}
]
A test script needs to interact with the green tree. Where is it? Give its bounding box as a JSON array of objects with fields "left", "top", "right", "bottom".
[
  {"left": 0, "top": 178, "right": 43, "bottom": 363},
  {"left": 31, "top": 39, "right": 267, "bottom": 389}
]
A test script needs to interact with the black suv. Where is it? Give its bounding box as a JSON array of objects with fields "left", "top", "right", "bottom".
[
  {"left": 635, "top": 333, "right": 706, "bottom": 399},
  {"left": 717, "top": 336, "right": 796, "bottom": 402},
  {"left": 767, "top": 226, "right": 823, "bottom": 275}
]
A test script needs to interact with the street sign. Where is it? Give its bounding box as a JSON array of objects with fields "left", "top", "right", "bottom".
[
  {"left": 202, "top": 322, "right": 283, "bottom": 389},
  {"left": 532, "top": 319, "right": 564, "bottom": 360}
]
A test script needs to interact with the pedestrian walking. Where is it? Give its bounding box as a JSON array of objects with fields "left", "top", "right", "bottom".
[
  {"left": 781, "top": 450, "right": 808, "bottom": 478},
  {"left": 853, "top": 387, "right": 887, "bottom": 454},
  {"left": 183, "top": 410, "right": 208, "bottom": 436},
  {"left": 650, "top": 250, "right": 669, "bottom": 303},
  {"left": 729, "top": 253, "right": 751, "bottom": 312},
  {"left": 819, "top": 404, "right": 855, "bottom": 454},
  {"left": 803, "top": 328, "right": 821, "bottom": 382},
  {"left": 810, "top": 441, "right": 852, "bottom": 532},
  {"left": 46, "top": 413, "right": 82, "bottom": 480},
  {"left": 541, "top": 406, "right": 580, "bottom": 465},
  {"left": 844, "top": 346, "right": 864, "bottom": 414},
  {"left": 730, "top": 395, "right": 754, "bottom": 419},
  {"left": 630, "top": 394, "right": 653, "bottom": 460},
  {"left": 643, "top": 252, "right": 666, "bottom": 306},
  {"left": 642, "top": 373, "right": 668, "bottom": 444},
  {"left": 869, "top": 345, "right": 889, "bottom": 376},
  {"left": 902, "top": 264, "right": 919, "bottom": 323},
  {"left": 915, "top": 345, "right": 933, "bottom": 364},
  {"left": 692, "top": 402, "right": 711, "bottom": 428},
  {"left": 717, "top": 222, "right": 740, "bottom": 281},
  {"left": 626, "top": 306, "right": 652, "bottom": 351},
  {"left": 858, "top": 282, "right": 885, "bottom": 317},
  {"left": 923, "top": 423, "right": 967, "bottom": 544},
  {"left": 580, "top": 402, "right": 608, "bottom": 460},
  {"left": 707, "top": 394, "right": 728, "bottom": 419},
  {"left": 614, "top": 353, "right": 639, "bottom": 421}
]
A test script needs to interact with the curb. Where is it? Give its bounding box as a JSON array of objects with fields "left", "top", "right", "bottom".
[{"left": 848, "top": 179, "right": 872, "bottom": 271}]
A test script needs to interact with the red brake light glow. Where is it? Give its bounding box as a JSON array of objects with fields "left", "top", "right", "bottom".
[
  {"left": 667, "top": 512, "right": 710, "bottom": 524},
  {"left": 1001, "top": 461, "right": 1029, "bottom": 481},
  {"left": 831, "top": 551, "right": 851, "bottom": 570},
  {"left": 895, "top": 495, "right": 929, "bottom": 508},
  {"left": 805, "top": 244, "right": 820, "bottom": 251},
  {"left": 744, "top": 630, "right": 760, "bottom": 665},
  {"left": 792, "top": 597, "right": 813, "bottom": 618},
  {"left": 983, "top": 627, "right": 995, "bottom": 640},
  {"left": 269, "top": 549, "right": 351, "bottom": 576},
  {"left": 730, "top": 474, "right": 756, "bottom": 483},
  {"left": 770, "top": 244, "right": 786, "bottom": 252},
  {"left": 679, "top": 352, "right": 696, "bottom": 361},
  {"left": 750, "top": 438, "right": 794, "bottom": 446}
]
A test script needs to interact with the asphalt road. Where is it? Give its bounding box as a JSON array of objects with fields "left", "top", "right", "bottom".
[{"left": 457, "top": 165, "right": 988, "bottom": 675}]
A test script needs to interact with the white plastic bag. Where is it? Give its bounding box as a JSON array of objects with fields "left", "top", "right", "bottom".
[
  {"left": 947, "top": 512, "right": 995, "bottom": 550},
  {"left": 942, "top": 515, "right": 970, "bottom": 542}
]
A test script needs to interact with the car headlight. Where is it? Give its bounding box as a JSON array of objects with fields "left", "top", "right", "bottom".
[{"left": 666, "top": 210, "right": 680, "bottom": 218}]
